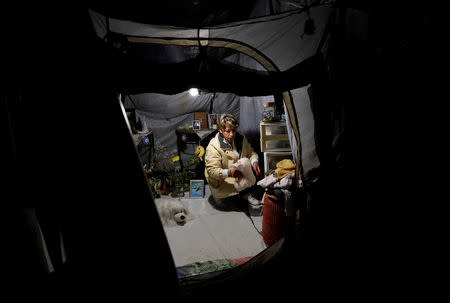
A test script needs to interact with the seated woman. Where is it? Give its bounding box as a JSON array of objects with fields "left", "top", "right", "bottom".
[{"left": 204, "top": 113, "right": 263, "bottom": 211}]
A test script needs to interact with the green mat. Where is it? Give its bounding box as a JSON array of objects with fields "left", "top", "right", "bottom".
[{"left": 176, "top": 257, "right": 252, "bottom": 278}]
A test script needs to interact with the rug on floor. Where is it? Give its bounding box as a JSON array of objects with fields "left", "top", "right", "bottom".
[{"left": 176, "top": 256, "right": 253, "bottom": 278}]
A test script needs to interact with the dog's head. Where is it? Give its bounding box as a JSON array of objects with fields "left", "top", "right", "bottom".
[
  {"left": 174, "top": 212, "right": 187, "bottom": 224},
  {"left": 155, "top": 198, "right": 194, "bottom": 227},
  {"left": 168, "top": 201, "right": 192, "bottom": 226}
]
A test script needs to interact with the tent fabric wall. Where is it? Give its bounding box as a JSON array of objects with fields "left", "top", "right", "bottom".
[
  {"left": 121, "top": 49, "right": 272, "bottom": 153},
  {"left": 89, "top": 5, "right": 331, "bottom": 72},
  {"left": 209, "top": 6, "right": 331, "bottom": 72},
  {"left": 285, "top": 85, "right": 320, "bottom": 173},
  {"left": 124, "top": 92, "right": 272, "bottom": 158},
  {"left": 123, "top": 92, "right": 242, "bottom": 155},
  {"left": 89, "top": 3, "right": 333, "bottom": 177}
]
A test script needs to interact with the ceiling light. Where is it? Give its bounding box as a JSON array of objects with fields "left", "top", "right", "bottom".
[{"left": 189, "top": 88, "right": 199, "bottom": 96}]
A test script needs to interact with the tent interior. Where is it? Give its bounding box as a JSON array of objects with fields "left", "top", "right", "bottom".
[
  {"left": 85, "top": 0, "right": 333, "bottom": 282},
  {"left": 3, "top": 0, "right": 435, "bottom": 300},
  {"left": 1, "top": 0, "right": 348, "bottom": 299}
]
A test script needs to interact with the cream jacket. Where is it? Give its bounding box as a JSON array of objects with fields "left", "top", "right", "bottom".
[{"left": 205, "top": 132, "right": 258, "bottom": 199}]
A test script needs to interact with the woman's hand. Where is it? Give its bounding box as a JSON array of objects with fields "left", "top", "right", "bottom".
[
  {"left": 253, "top": 162, "right": 262, "bottom": 180},
  {"left": 229, "top": 167, "right": 243, "bottom": 180}
]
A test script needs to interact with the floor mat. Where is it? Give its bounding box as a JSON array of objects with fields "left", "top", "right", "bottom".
[
  {"left": 176, "top": 256, "right": 254, "bottom": 278},
  {"left": 176, "top": 258, "right": 238, "bottom": 278},
  {"left": 156, "top": 186, "right": 266, "bottom": 274}
]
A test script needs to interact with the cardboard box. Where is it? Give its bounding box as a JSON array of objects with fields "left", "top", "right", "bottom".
[{"left": 194, "top": 112, "right": 207, "bottom": 129}]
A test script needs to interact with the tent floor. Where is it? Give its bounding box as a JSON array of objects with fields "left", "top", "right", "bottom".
[{"left": 155, "top": 185, "right": 266, "bottom": 273}]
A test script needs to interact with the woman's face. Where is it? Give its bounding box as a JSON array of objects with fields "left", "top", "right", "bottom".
[{"left": 220, "top": 126, "right": 236, "bottom": 144}]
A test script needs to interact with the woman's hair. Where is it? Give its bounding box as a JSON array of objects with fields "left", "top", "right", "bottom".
[{"left": 218, "top": 113, "right": 239, "bottom": 130}]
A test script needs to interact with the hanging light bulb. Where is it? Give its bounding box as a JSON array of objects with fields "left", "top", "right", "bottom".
[{"left": 189, "top": 88, "right": 199, "bottom": 96}]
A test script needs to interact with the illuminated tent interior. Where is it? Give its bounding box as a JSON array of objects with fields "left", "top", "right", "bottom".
[
  {"left": 86, "top": 0, "right": 332, "bottom": 281},
  {"left": 4, "top": 0, "right": 338, "bottom": 299},
  {"left": 6, "top": 0, "right": 431, "bottom": 300}
]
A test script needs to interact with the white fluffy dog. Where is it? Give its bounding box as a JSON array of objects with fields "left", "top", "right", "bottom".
[
  {"left": 154, "top": 198, "right": 194, "bottom": 227},
  {"left": 231, "top": 157, "right": 256, "bottom": 192}
]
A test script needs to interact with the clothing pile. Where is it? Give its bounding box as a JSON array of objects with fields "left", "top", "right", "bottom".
[{"left": 257, "top": 159, "right": 296, "bottom": 216}]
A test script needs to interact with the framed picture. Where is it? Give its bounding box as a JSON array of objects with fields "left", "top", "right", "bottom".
[
  {"left": 208, "top": 114, "right": 218, "bottom": 129},
  {"left": 189, "top": 179, "right": 204, "bottom": 198},
  {"left": 192, "top": 120, "right": 201, "bottom": 130}
]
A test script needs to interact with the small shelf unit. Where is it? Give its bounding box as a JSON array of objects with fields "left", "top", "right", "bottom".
[{"left": 260, "top": 121, "right": 292, "bottom": 173}]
